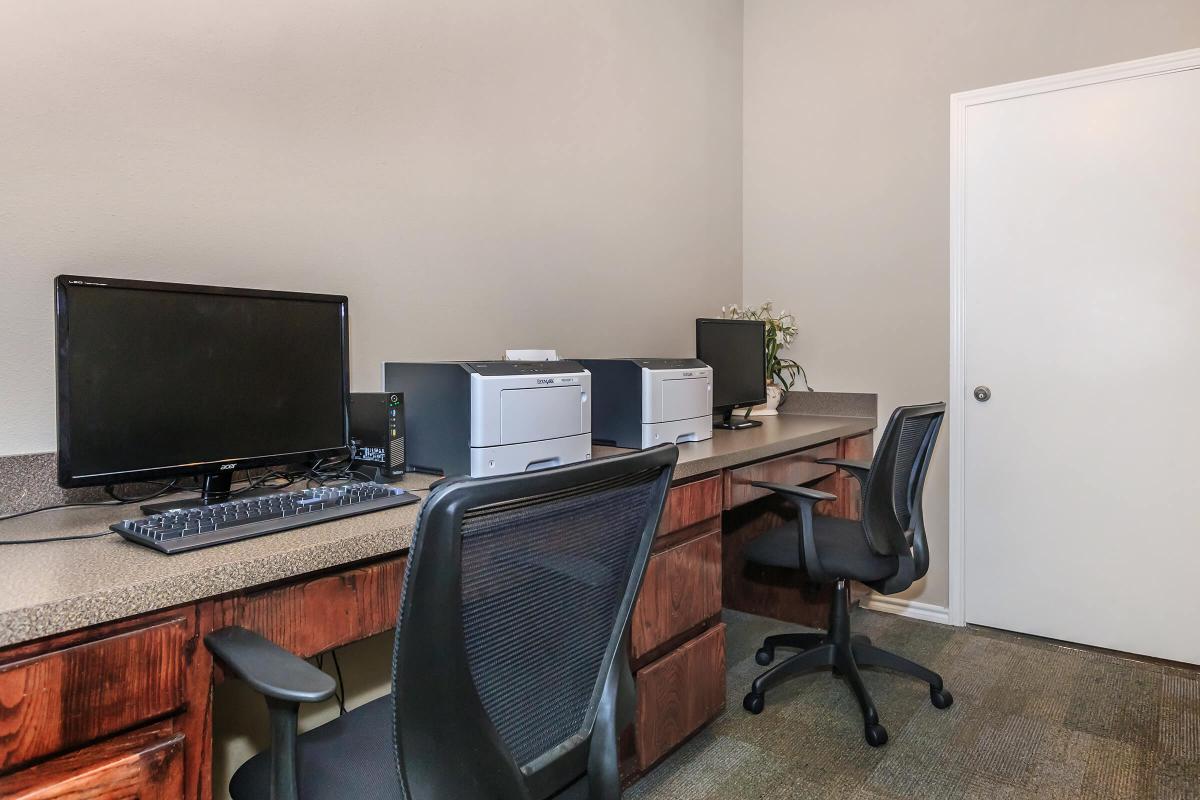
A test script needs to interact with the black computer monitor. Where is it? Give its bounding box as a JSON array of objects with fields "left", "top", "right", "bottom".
[
  {"left": 55, "top": 276, "right": 350, "bottom": 508},
  {"left": 695, "top": 318, "right": 767, "bottom": 430}
]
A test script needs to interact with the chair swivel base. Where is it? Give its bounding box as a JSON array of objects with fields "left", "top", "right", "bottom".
[{"left": 741, "top": 580, "right": 953, "bottom": 747}]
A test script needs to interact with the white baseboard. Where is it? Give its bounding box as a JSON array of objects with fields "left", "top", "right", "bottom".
[{"left": 861, "top": 594, "right": 951, "bottom": 625}]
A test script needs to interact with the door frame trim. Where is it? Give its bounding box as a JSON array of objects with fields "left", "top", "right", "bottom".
[{"left": 947, "top": 48, "right": 1200, "bottom": 627}]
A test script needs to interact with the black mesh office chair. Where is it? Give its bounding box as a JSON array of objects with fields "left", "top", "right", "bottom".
[
  {"left": 740, "top": 403, "right": 950, "bottom": 747},
  {"left": 207, "top": 445, "right": 678, "bottom": 800}
]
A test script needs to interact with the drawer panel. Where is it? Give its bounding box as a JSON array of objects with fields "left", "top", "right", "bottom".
[
  {"left": 631, "top": 532, "right": 721, "bottom": 660},
  {"left": 724, "top": 442, "right": 838, "bottom": 509},
  {"left": 0, "top": 724, "right": 183, "bottom": 799},
  {"left": 634, "top": 623, "right": 726, "bottom": 771},
  {"left": 660, "top": 475, "right": 721, "bottom": 536},
  {"left": 211, "top": 556, "right": 405, "bottom": 664},
  {"left": 0, "top": 618, "right": 188, "bottom": 773}
]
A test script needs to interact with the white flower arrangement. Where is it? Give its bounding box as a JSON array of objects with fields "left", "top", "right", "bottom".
[{"left": 720, "top": 301, "right": 811, "bottom": 392}]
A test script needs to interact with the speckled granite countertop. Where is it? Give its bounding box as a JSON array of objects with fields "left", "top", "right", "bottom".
[
  {"left": 0, "top": 473, "right": 438, "bottom": 649},
  {"left": 0, "top": 413, "right": 873, "bottom": 649}
]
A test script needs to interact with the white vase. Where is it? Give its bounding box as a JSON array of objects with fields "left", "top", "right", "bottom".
[{"left": 748, "top": 383, "right": 783, "bottom": 416}]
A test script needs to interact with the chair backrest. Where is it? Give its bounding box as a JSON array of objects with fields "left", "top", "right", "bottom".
[
  {"left": 391, "top": 446, "right": 678, "bottom": 800},
  {"left": 860, "top": 403, "right": 945, "bottom": 578}
]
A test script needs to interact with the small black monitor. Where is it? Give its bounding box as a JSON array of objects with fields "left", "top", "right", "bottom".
[
  {"left": 695, "top": 318, "right": 767, "bottom": 430},
  {"left": 55, "top": 276, "right": 350, "bottom": 504}
]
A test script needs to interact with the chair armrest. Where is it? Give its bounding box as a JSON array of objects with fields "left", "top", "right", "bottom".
[
  {"left": 816, "top": 458, "right": 871, "bottom": 487},
  {"left": 749, "top": 481, "right": 836, "bottom": 582},
  {"left": 206, "top": 626, "right": 336, "bottom": 704},
  {"left": 749, "top": 481, "right": 836, "bottom": 505},
  {"left": 206, "top": 626, "right": 337, "bottom": 800},
  {"left": 816, "top": 457, "right": 870, "bottom": 472}
]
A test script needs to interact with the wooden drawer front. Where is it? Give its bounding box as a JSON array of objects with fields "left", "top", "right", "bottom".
[
  {"left": 634, "top": 623, "right": 726, "bottom": 771},
  {"left": 212, "top": 556, "right": 405, "bottom": 664},
  {"left": 724, "top": 442, "right": 838, "bottom": 509},
  {"left": 631, "top": 532, "right": 721, "bottom": 660},
  {"left": 660, "top": 475, "right": 721, "bottom": 536},
  {"left": 0, "top": 724, "right": 183, "bottom": 799},
  {"left": 0, "top": 618, "right": 188, "bottom": 773}
]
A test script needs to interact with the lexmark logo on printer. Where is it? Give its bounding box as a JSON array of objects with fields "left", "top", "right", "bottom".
[{"left": 537, "top": 378, "right": 556, "bottom": 385}]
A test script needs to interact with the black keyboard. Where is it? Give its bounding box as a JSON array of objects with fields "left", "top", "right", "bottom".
[{"left": 112, "top": 482, "right": 420, "bottom": 554}]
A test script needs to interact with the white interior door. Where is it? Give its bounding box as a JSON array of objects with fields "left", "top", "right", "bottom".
[{"left": 959, "top": 56, "right": 1200, "bottom": 664}]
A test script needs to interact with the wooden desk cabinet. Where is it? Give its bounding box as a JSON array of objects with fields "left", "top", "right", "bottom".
[
  {"left": 0, "top": 724, "right": 185, "bottom": 800},
  {"left": 0, "top": 559, "right": 412, "bottom": 800},
  {"left": 628, "top": 474, "right": 725, "bottom": 774},
  {"left": 0, "top": 609, "right": 202, "bottom": 799}
]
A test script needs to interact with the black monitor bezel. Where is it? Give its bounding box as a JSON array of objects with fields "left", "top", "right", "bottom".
[
  {"left": 695, "top": 317, "right": 768, "bottom": 411},
  {"left": 54, "top": 275, "right": 351, "bottom": 489}
]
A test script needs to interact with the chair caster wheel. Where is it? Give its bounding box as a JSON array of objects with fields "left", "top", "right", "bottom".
[
  {"left": 743, "top": 692, "right": 765, "bottom": 714},
  {"left": 930, "top": 687, "right": 954, "bottom": 709},
  {"left": 864, "top": 723, "right": 889, "bottom": 747},
  {"left": 755, "top": 647, "right": 774, "bottom": 666}
]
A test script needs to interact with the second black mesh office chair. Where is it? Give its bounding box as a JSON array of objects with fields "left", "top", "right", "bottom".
[
  {"left": 740, "top": 403, "right": 950, "bottom": 747},
  {"left": 207, "top": 445, "right": 678, "bottom": 800}
]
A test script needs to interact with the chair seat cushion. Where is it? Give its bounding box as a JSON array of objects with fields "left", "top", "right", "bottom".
[
  {"left": 230, "top": 696, "right": 402, "bottom": 800},
  {"left": 230, "top": 697, "right": 592, "bottom": 800},
  {"left": 743, "top": 516, "right": 898, "bottom": 582}
]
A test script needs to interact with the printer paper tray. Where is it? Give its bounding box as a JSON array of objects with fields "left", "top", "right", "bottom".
[
  {"left": 640, "top": 417, "right": 713, "bottom": 449},
  {"left": 469, "top": 433, "right": 593, "bottom": 477}
]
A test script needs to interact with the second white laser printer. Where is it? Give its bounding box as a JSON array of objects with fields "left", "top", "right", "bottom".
[
  {"left": 382, "top": 360, "right": 591, "bottom": 477},
  {"left": 579, "top": 358, "right": 713, "bottom": 450}
]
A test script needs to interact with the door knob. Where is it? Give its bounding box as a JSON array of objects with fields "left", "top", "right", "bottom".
[{"left": 973, "top": 386, "right": 992, "bottom": 402}]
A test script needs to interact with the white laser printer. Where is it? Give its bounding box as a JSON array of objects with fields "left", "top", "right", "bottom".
[
  {"left": 579, "top": 359, "right": 713, "bottom": 450},
  {"left": 382, "top": 360, "right": 592, "bottom": 477}
]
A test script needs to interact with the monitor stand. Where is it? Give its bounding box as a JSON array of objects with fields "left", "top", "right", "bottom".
[
  {"left": 355, "top": 465, "right": 407, "bottom": 485},
  {"left": 141, "top": 472, "right": 280, "bottom": 515},
  {"left": 714, "top": 408, "right": 763, "bottom": 430}
]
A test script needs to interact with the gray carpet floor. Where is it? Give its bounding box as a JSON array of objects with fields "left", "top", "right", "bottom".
[{"left": 627, "top": 609, "right": 1200, "bottom": 800}]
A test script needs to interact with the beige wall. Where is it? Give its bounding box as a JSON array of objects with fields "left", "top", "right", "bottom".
[
  {"left": 743, "top": 0, "right": 1200, "bottom": 608},
  {"left": 0, "top": 0, "right": 743, "bottom": 457}
]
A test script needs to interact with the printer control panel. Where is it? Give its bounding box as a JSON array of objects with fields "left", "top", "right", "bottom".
[
  {"left": 466, "top": 360, "right": 586, "bottom": 377},
  {"left": 633, "top": 358, "right": 709, "bottom": 372}
]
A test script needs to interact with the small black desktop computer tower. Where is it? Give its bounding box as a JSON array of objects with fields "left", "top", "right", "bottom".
[{"left": 350, "top": 392, "right": 406, "bottom": 481}]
